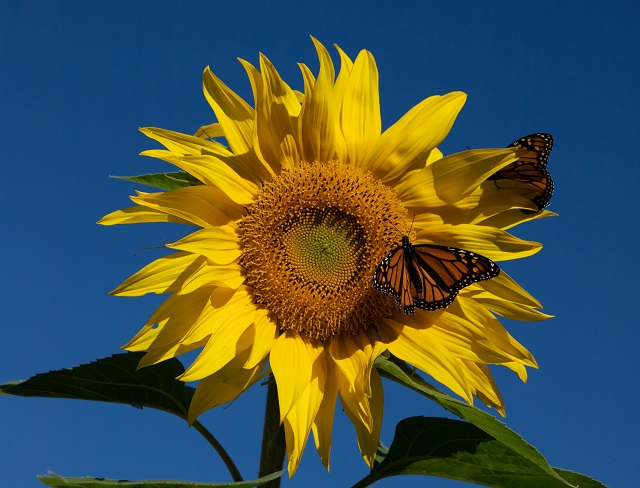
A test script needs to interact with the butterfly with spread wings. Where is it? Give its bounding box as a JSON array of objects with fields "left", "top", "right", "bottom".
[
  {"left": 373, "top": 236, "right": 500, "bottom": 314},
  {"left": 489, "top": 133, "right": 554, "bottom": 214}
]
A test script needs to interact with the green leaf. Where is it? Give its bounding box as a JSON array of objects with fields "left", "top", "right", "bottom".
[
  {"left": 111, "top": 172, "right": 202, "bottom": 191},
  {"left": 374, "top": 356, "right": 573, "bottom": 486},
  {"left": 0, "top": 352, "right": 194, "bottom": 421},
  {"left": 356, "top": 417, "right": 606, "bottom": 488},
  {"left": 37, "top": 471, "right": 284, "bottom": 487}
]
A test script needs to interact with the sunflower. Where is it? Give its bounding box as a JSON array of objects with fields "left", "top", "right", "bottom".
[{"left": 99, "top": 38, "right": 551, "bottom": 476}]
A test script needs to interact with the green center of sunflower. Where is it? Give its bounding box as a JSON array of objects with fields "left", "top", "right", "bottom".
[
  {"left": 240, "top": 161, "right": 409, "bottom": 340},
  {"left": 283, "top": 208, "right": 362, "bottom": 288}
]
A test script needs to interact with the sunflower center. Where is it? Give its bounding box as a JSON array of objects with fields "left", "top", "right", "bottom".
[
  {"left": 282, "top": 208, "right": 362, "bottom": 288},
  {"left": 240, "top": 161, "right": 409, "bottom": 340}
]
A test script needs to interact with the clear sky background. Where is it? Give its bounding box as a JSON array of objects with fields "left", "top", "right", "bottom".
[{"left": 1, "top": 2, "right": 636, "bottom": 487}]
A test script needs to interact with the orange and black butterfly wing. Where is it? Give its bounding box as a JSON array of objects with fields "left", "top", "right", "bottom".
[
  {"left": 491, "top": 133, "right": 554, "bottom": 214},
  {"left": 408, "top": 254, "right": 457, "bottom": 310},
  {"left": 373, "top": 238, "right": 500, "bottom": 314},
  {"left": 529, "top": 167, "right": 553, "bottom": 214},
  {"left": 410, "top": 244, "right": 501, "bottom": 311},
  {"left": 522, "top": 170, "right": 553, "bottom": 214},
  {"left": 495, "top": 163, "right": 554, "bottom": 215},
  {"left": 507, "top": 133, "right": 553, "bottom": 171},
  {"left": 372, "top": 245, "right": 417, "bottom": 314}
]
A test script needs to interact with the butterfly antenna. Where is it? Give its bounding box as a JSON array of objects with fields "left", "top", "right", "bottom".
[
  {"left": 197, "top": 124, "right": 215, "bottom": 142},
  {"left": 133, "top": 243, "right": 167, "bottom": 256},
  {"left": 381, "top": 217, "right": 403, "bottom": 236},
  {"left": 381, "top": 215, "right": 416, "bottom": 239},
  {"left": 133, "top": 229, "right": 193, "bottom": 256}
]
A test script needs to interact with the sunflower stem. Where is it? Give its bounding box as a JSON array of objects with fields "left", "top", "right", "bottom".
[
  {"left": 258, "top": 374, "right": 286, "bottom": 486},
  {"left": 192, "top": 419, "right": 243, "bottom": 482}
]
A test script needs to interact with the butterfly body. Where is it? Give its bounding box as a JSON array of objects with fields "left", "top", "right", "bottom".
[
  {"left": 373, "top": 236, "right": 500, "bottom": 314},
  {"left": 490, "top": 133, "right": 554, "bottom": 214}
]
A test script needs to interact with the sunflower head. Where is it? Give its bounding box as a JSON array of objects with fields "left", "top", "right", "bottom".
[{"left": 100, "top": 37, "right": 550, "bottom": 476}]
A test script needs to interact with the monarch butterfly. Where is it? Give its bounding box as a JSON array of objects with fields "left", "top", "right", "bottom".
[
  {"left": 372, "top": 236, "right": 500, "bottom": 314},
  {"left": 490, "top": 133, "right": 554, "bottom": 214}
]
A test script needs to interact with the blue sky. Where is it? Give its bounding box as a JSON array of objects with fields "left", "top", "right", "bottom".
[{"left": 1, "top": 2, "right": 636, "bottom": 487}]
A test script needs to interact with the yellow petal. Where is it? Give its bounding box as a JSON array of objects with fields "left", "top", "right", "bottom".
[
  {"left": 426, "top": 147, "right": 444, "bottom": 165},
  {"left": 271, "top": 330, "right": 325, "bottom": 420},
  {"left": 140, "top": 126, "right": 232, "bottom": 157},
  {"left": 504, "top": 361, "right": 529, "bottom": 382},
  {"left": 298, "top": 62, "right": 315, "bottom": 93},
  {"left": 244, "top": 308, "right": 278, "bottom": 369},
  {"left": 138, "top": 337, "right": 209, "bottom": 369},
  {"left": 166, "top": 225, "right": 242, "bottom": 264},
  {"left": 341, "top": 49, "right": 381, "bottom": 167},
  {"left": 331, "top": 44, "right": 354, "bottom": 114},
  {"left": 134, "top": 185, "right": 246, "bottom": 227},
  {"left": 283, "top": 373, "right": 325, "bottom": 477},
  {"left": 408, "top": 184, "right": 539, "bottom": 228},
  {"left": 459, "top": 361, "right": 505, "bottom": 416},
  {"left": 311, "top": 360, "right": 339, "bottom": 471},
  {"left": 462, "top": 275, "right": 552, "bottom": 322},
  {"left": 194, "top": 122, "right": 225, "bottom": 139},
  {"left": 98, "top": 206, "right": 191, "bottom": 226},
  {"left": 389, "top": 308, "right": 505, "bottom": 369},
  {"left": 329, "top": 335, "right": 374, "bottom": 433},
  {"left": 379, "top": 316, "right": 474, "bottom": 403},
  {"left": 111, "top": 252, "right": 206, "bottom": 296},
  {"left": 179, "top": 290, "right": 256, "bottom": 381},
  {"left": 140, "top": 143, "right": 272, "bottom": 186},
  {"left": 298, "top": 38, "right": 342, "bottom": 164},
  {"left": 202, "top": 66, "right": 254, "bottom": 155},
  {"left": 479, "top": 209, "right": 557, "bottom": 230},
  {"left": 123, "top": 286, "right": 215, "bottom": 351},
  {"left": 178, "top": 261, "right": 245, "bottom": 294},
  {"left": 452, "top": 299, "right": 538, "bottom": 367},
  {"left": 360, "top": 368, "right": 383, "bottom": 467},
  {"left": 415, "top": 223, "right": 542, "bottom": 261},
  {"left": 362, "top": 92, "right": 466, "bottom": 182},
  {"left": 188, "top": 352, "right": 268, "bottom": 425},
  {"left": 329, "top": 334, "right": 370, "bottom": 392},
  {"left": 177, "top": 286, "right": 237, "bottom": 344},
  {"left": 130, "top": 186, "right": 242, "bottom": 228},
  {"left": 470, "top": 271, "right": 543, "bottom": 308},
  {"left": 311, "top": 37, "right": 335, "bottom": 89},
  {"left": 339, "top": 367, "right": 383, "bottom": 467},
  {"left": 330, "top": 331, "right": 386, "bottom": 465},
  {"left": 139, "top": 148, "right": 259, "bottom": 206},
  {"left": 471, "top": 297, "right": 551, "bottom": 322},
  {"left": 244, "top": 54, "right": 301, "bottom": 172},
  {"left": 145, "top": 153, "right": 259, "bottom": 206},
  {"left": 260, "top": 54, "right": 302, "bottom": 116}
]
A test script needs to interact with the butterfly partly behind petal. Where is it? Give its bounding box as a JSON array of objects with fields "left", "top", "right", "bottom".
[{"left": 490, "top": 133, "right": 554, "bottom": 214}]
